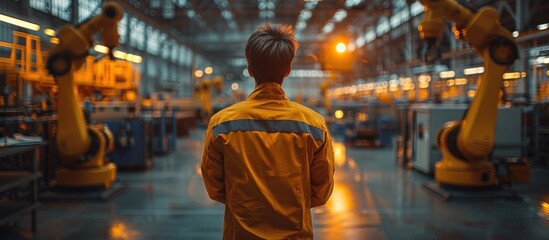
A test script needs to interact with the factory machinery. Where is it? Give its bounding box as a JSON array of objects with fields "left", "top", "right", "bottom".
[
  {"left": 0, "top": 0, "right": 543, "bottom": 191},
  {"left": 0, "top": 1, "right": 187, "bottom": 190},
  {"left": 193, "top": 75, "right": 224, "bottom": 125},
  {"left": 325, "top": 0, "right": 534, "bottom": 189},
  {"left": 44, "top": 1, "right": 124, "bottom": 188},
  {"left": 416, "top": 0, "right": 531, "bottom": 187}
]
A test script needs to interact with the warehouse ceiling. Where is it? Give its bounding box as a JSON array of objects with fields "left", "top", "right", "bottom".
[
  {"left": 120, "top": 0, "right": 548, "bottom": 70},
  {"left": 121, "top": 0, "right": 394, "bottom": 69}
]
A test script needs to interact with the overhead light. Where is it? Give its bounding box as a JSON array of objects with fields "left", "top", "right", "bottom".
[
  {"left": 100, "top": 49, "right": 143, "bottom": 63},
  {"left": 231, "top": 83, "right": 239, "bottom": 91},
  {"left": 439, "top": 70, "right": 456, "bottom": 79},
  {"left": 503, "top": 72, "right": 521, "bottom": 80},
  {"left": 298, "top": 10, "right": 312, "bottom": 21},
  {"left": 195, "top": 70, "right": 204, "bottom": 78},
  {"left": 538, "top": 23, "right": 549, "bottom": 31},
  {"left": 467, "top": 90, "right": 476, "bottom": 98},
  {"left": 355, "top": 36, "right": 365, "bottom": 48},
  {"left": 93, "top": 44, "right": 109, "bottom": 54},
  {"left": 335, "top": 42, "right": 346, "bottom": 53},
  {"left": 345, "top": 0, "right": 364, "bottom": 8},
  {"left": 44, "top": 28, "right": 56, "bottom": 37},
  {"left": 304, "top": 1, "right": 319, "bottom": 10},
  {"left": 333, "top": 9, "right": 347, "bottom": 23},
  {"left": 455, "top": 78, "right": 468, "bottom": 85},
  {"left": 126, "top": 54, "right": 143, "bottom": 64},
  {"left": 176, "top": 0, "right": 187, "bottom": 7},
  {"left": 289, "top": 70, "right": 330, "bottom": 78},
  {"left": 186, "top": 10, "right": 196, "bottom": 18},
  {"left": 50, "top": 37, "right": 59, "bottom": 44},
  {"left": 221, "top": 10, "right": 233, "bottom": 20},
  {"left": 113, "top": 50, "right": 127, "bottom": 59},
  {"left": 334, "top": 110, "right": 344, "bottom": 119},
  {"left": 418, "top": 74, "right": 431, "bottom": 83},
  {"left": 512, "top": 31, "right": 519, "bottom": 37},
  {"left": 296, "top": 21, "right": 307, "bottom": 31},
  {"left": 0, "top": 13, "right": 40, "bottom": 31},
  {"left": 463, "top": 66, "right": 484, "bottom": 75},
  {"left": 297, "top": 4, "right": 318, "bottom": 33},
  {"left": 321, "top": 21, "right": 335, "bottom": 34},
  {"left": 205, "top": 66, "right": 213, "bottom": 75}
]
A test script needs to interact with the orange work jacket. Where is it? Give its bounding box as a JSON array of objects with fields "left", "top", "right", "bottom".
[{"left": 201, "top": 82, "right": 335, "bottom": 239}]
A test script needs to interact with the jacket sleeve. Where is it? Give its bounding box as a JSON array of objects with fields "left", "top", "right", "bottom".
[
  {"left": 201, "top": 125, "right": 226, "bottom": 204},
  {"left": 310, "top": 129, "right": 335, "bottom": 208}
]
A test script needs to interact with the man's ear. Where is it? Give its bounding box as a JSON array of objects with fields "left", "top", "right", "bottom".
[
  {"left": 284, "top": 66, "right": 292, "bottom": 77},
  {"left": 247, "top": 66, "right": 254, "bottom": 77}
]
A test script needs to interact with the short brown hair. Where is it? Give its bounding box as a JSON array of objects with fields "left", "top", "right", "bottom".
[{"left": 245, "top": 23, "right": 299, "bottom": 84}]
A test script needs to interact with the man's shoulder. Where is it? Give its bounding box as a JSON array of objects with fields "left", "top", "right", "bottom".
[
  {"left": 209, "top": 101, "right": 248, "bottom": 123},
  {"left": 287, "top": 101, "right": 327, "bottom": 126},
  {"left": 288, "top": 101, "right": 323, "bottom": 117}
]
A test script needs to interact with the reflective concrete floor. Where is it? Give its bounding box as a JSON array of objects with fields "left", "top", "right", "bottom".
[{"left": 3, "top": 129, "right": 549, "bottom": 239}]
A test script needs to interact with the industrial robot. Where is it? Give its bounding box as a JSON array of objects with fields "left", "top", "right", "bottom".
[
  {"left": 417, "top": 0, "right": 522, "bottom": 186},
  {"left": 45, "top": 1, "right": 122, "bottom": 188},
  {"left": 195, "top": 76, "right": 223, "bottom": 124},
  {"left": 319, "top": 72, "right": 336, "bottom": 116}
]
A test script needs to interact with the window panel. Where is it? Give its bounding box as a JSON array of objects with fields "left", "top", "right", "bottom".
[
  {"left": 31, "top": 0, "right": 72, "bottom": 21},
  {"left": 178, "top": 46, "right": 186, "bottom": 66},
  {"left": 129, "top": 17, "right": 146, "bottom": 50},
  {"left": 147, "top": 56, "right": 158, "bottom": 77},
  {"left": 0, "top": 24, "right": 15, "bottom": 59},
  {"left": 159, "top": 33, "right": 169, "bottom": 59},
  {"left": 171, "top": 65, "right": 177, "bottom": 82},
  {"left": 146, "top": 26, "right": 160, "bottom": 55},
  {"left": 160, "top": 63, "right": 169, "bottom": 81},
  {"left": 118, "top": 14, "right": 128, "bottom": 44},
  {"left": 0, "top": 24, "right": 15, "bottom": 43},
  {"left": 30, "top": 0, "right": 47, "bottom": 12},
  {"left": 52, "top": 0, "right": 71, "bottom": 21},
  {"left": 186, "top": 49, "right": 193, "bottom": 66},
  {"left": 78, "top": 0, "right": 101, "bottom": 23},
  {"left": 170, "top": 40, "right": 178, "bottom": 63}
]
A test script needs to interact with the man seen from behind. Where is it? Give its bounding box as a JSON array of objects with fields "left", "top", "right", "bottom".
[{"left": 201, "top": 23, "right": 335, "bottom": 240}]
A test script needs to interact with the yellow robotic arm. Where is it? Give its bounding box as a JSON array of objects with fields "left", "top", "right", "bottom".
[
  {"left": 197, "top": 76, "right": 223, "bottom": 123},
  {"left": 46, "top": 1, "right": 121, "bottom": 188},
  {"left": 320, "top": 72, "right": 336, "bottom": 115},
  {"left": 418, "top": 0, "right": 519, "bottom": 186}
]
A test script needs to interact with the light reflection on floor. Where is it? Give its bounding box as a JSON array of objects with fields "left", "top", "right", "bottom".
[
  {"left": 1, "top": 129, "right": 549, "bottom": 239},
  {"left": 109, "top": 221, "right": 140, "bottom": 240}
]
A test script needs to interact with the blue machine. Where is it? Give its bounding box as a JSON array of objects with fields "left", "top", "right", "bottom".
[
  {"left": 104, "top": 118, "right": 153, "bottom": 169},
  {"left": 144, "top": 107, "right": 168, "bottom": 155},
  {"left": 146, "top": 106, "right": 178, "bottom": 154},
  {"left": 165, "top": 107, "right": 177, "bottom": 152},
  {"left": 376, "top": 116, "right": 395, "bottom": 148}
]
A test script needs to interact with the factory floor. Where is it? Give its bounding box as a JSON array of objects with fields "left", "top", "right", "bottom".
[{"left": 3, "top": 129, "right": 549, "bottom": 240}]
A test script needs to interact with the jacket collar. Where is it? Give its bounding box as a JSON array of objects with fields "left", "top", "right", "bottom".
[{"left": 248, "top": 82, "right": 289, "bottom": 100}]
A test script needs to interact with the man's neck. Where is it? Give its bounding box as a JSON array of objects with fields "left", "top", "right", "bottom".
[{"left": 255, "top": 80, "right": 283, "bottom": 87}]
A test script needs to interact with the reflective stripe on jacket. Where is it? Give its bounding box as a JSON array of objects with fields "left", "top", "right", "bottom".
[{"left": 201, "top": 82, "right": 335, "bottom": 240}]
